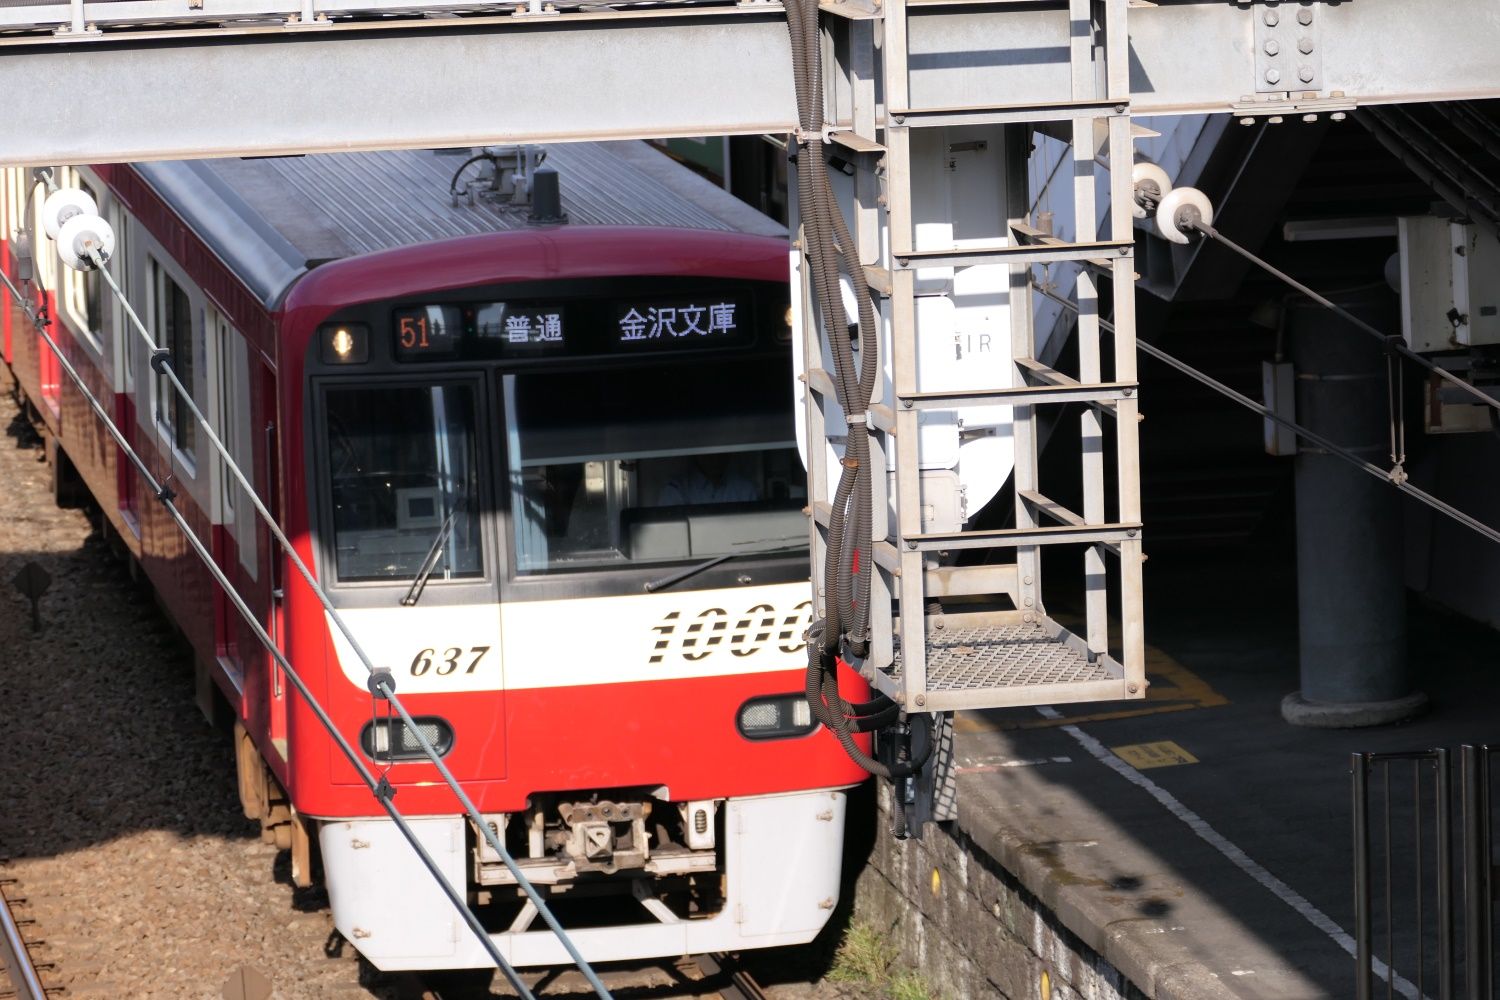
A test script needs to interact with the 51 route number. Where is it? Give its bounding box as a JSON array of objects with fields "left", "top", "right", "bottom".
[{"left": 410, "top": 646, "right": 490, "bottom": 677}]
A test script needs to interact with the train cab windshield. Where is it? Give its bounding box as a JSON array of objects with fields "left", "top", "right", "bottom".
[
  {"left": 323, "top": 383, "right": 486, "bottom": 583},
  {"left": 311, "top": 278, "right": 806, "bottom": 596},
  {"left": 504, "top": 362, "right": 804, "bottom": 576}
]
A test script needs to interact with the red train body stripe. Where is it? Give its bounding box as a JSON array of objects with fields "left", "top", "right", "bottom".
[{"left": 288, "top": 666, "right": 870, "bottom": 817}]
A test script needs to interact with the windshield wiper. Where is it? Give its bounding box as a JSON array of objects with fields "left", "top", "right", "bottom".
[
  {"left": 643, "top": 539, "right": 806, "bottom": 594},
  {"left": 400, "top": 495, "right": 468, "bottom": 607}
]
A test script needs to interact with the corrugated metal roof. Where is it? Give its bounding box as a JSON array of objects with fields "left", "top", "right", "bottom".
[
  {"left": 135, "top": 140, "right": 785, "bottom": 309},
  {"left": 206, "top": 140, "right": 783, "bottom": 260}
]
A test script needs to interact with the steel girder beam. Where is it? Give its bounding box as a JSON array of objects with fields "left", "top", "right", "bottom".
[
  {"left": 902, "top": 0, "right": 1500, "bottom": 120},
  {"left": 0, "top": 12, "right": 799, "bottom": 166},
  {"left": 0, "top": 0, "right": 1497, "bottom": 165}
]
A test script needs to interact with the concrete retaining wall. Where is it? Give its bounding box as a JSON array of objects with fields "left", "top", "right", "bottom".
[{"left": 852, "top": 784, "right": 1140, "bottom": 1000}]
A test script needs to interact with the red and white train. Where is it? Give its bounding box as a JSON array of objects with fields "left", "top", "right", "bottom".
[{"left": 0, "top": 143, "right": 869, "bottom": 969}]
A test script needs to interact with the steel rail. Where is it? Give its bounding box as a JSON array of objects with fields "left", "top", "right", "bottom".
[
  {"left": 0, "top": 879, "right": 47, "bottom": 1000},
  {"left": 415, "top": 953, "right": 771, "bottom": 999},
  {"left": 694, "top": 953, "right": 769, "bottom": 1000},
  {"left": 0, "top": 264, "right": 571, "bottom": 1000},
  {"left": 1036, "top": 285, "right": 1500, "bottom": 548}
]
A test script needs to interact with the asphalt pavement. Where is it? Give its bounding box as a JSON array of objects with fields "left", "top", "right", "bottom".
[{"left": 949, "top": 545, "right": 1496, "bottom": 998}]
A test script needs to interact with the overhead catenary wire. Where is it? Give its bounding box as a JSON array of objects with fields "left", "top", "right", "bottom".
[
  {"left": 1186, "top": 218, "right": 1500, "bottom": 412},
  {"left": 1035, "top": 284, "right": 1500, "bottom": 548},
  {"left": 0, "top": 264, "right": 545, "bottom": 999}
]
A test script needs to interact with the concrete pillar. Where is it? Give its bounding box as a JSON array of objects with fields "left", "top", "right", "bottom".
[{"left": 1281, "top": 285, "right": 1425, "bottom": 727}]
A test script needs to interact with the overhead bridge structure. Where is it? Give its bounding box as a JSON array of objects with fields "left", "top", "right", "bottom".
[{"left": 0, "top": 0, "right": 1495, "bottom": 163}]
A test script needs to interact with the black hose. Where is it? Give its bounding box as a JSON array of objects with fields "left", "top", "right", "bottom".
[
  {"left": 850, "top": 703, "right": 901, "bottom": 732},
  {"left": 785, "top": 0, "right": 904, "bottom": 776},
  {"left": 803, "top": 624, "right": 929, "bottom": 779},
  {"left": 449, "top": 153, "right": 495, "bottom": 197},
  {"left": 792, "top": 0, "right": 878, "bottom": 653}
]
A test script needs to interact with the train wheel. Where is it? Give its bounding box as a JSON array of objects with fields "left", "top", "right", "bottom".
[
  {"left": 44, "top": 435, "right": 86, "bottom": 508},
  {"left": 234, "top": 723, "right": 269, "bottom": 822},
  {"left": 290, "top": 812, "right": 315, "bottom": 889}
]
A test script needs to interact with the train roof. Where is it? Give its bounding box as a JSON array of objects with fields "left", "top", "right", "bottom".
[{"left": 131, "top": 141, "right": 787, "bottom": 310}]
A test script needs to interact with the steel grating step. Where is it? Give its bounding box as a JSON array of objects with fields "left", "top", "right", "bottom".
[{"left": 880, "top": 612, "right": 1134, "bottom": 711}]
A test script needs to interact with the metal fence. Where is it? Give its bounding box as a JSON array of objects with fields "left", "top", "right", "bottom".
[{"left": 1352, "top": 745, "right": 1497, "bottom": 1000}]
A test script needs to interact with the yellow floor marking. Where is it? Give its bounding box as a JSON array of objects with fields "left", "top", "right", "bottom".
[
  {"left": 1111, "top": 740, "right": 1199, "bottom": 769},
  {"left": 953, "top": 643, "right": 1229, "bottom": 734}
]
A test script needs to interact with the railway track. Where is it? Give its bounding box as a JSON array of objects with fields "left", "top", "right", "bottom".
[
  {"left": 0, "top": 865, "right": 53, "bottom": 1000},
  {"left": 690, "top": 953, "right": 767, "bottom": 1000},
  {"left": 412, "top": 951, "right": 770, "bottom": 1000}
]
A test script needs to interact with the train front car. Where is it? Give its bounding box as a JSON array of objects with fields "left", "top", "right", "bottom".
[{"left": 280, "top": 223, "right": 869, "bottom": 969}]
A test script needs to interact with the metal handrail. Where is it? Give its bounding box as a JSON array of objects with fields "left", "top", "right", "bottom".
[
  {"left": 1352, "top": 749, "right": 1453, "bottom": 1000},
  {"left": 1461, "top": 744, "right": 1493, "bottom": 1000},
  {"left": 0, "top": 882, "right": 48, "bottom": 1000}
]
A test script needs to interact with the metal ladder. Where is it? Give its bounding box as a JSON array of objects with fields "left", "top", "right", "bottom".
[{"left": 803, "top": 0, "right": 1146, "bottom": 720}]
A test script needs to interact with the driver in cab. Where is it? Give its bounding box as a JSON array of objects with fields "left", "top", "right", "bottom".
[{"left": 656, "top": 452, "right": 757, "bottom": 506}]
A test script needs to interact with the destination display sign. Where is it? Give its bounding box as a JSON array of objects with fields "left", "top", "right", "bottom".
[
  {"left": 390, "top": 289, "right": 757, "bottom": 363},
  {"left": 475, "top": 303, "right": 567, "bottom": 354},
  {"left": 392, "top": 305, "right": 462, "bottom": 359},
  {"left": 612, "top": 297, "right": 748, "bottom": 350},
  {"left": 394, "top": 303, "right": 567, "bottom": 360}
]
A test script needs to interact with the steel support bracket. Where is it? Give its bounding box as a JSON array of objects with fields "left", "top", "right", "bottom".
[
  {"left": 818, "top": 0, "right": 880, "bottom": 20},
  {"left": 1255, "top": 1, "right": 1322, "bottom": 94}
]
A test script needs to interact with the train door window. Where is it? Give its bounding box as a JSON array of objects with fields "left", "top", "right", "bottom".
[
  {"left": 1, "top": 170, "right": 14, "bottom": 363},
  {"left": 212, "top": 310, "right": 235, "bottom": 525},
  {"left": 211, "top": 313, "right": 257, "bottom": 581},
  {"left": 150, "top": 257, "right": 197, "bottom": 462},
  {"left": 319, "top": 381, "right": 485, "bottom": 585},
  {"left": 61, "top": 178, "right": 104, "bottom": 356},
  {"left": 115, "top": 216, "right": 135, "bottom": 396},
  {"left": 32, "top": 171, "right": 60, "bottom": 412},
  {"left": 500, "top": 361, "right": 806, "bottom": 581}
]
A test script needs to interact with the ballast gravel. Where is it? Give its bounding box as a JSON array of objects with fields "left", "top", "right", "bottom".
[{"left": 0, "top": 377, "right": 391, "bottom": 998}]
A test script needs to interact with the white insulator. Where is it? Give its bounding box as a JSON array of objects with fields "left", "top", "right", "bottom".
[
  {"left": 1130, "top": 161, "right": 1171, "bottom": 220},
  {"left": 56, "top": 213, "right": 115, "bottom": 271},
  {"left": 1155, "top": 186, "right": 1214, "bottom": 245},
  {"left": 41, "top": 187, "right": 99, "bottom": 240}
]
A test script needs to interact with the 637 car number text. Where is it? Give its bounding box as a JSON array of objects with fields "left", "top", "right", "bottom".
[{"left": 409, "top": 646, "right": 491, "bottom": 677}]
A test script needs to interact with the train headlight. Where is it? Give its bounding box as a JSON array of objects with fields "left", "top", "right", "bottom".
[
  {"left": 360, "top": 716, "right": 454, "bottom": 762},
  {"left": 320, "top": 323, "right": 369, "bottom": 365},
  {"left": 736, "top": 695, "right": 817, "bottom": 741}
]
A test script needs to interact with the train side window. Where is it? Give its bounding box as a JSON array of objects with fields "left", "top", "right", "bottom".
[
  {"left": 320, "top": 382, "right": 485, "bottom": 585},
  {"left": 150, "top": 257, "right": 197, "bottom": 461}
]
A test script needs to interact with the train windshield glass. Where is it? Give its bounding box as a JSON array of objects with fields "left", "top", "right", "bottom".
[
  {"left": 503, "top": 360, "right": 806, "bottom": 576},
  {"left": 323, "top": 384, "right": 485, "bottom": 583}
]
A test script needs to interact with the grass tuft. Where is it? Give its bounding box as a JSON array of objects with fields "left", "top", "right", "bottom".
[
  {"left": 889, "top": 970, "right": 936, "bottom": 1000},
  {"left": 826, "top": 919, "right": 945, "bottom": 999},
  {"left": 828, "top": 919, "right": 897, "bottom": 985}
]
